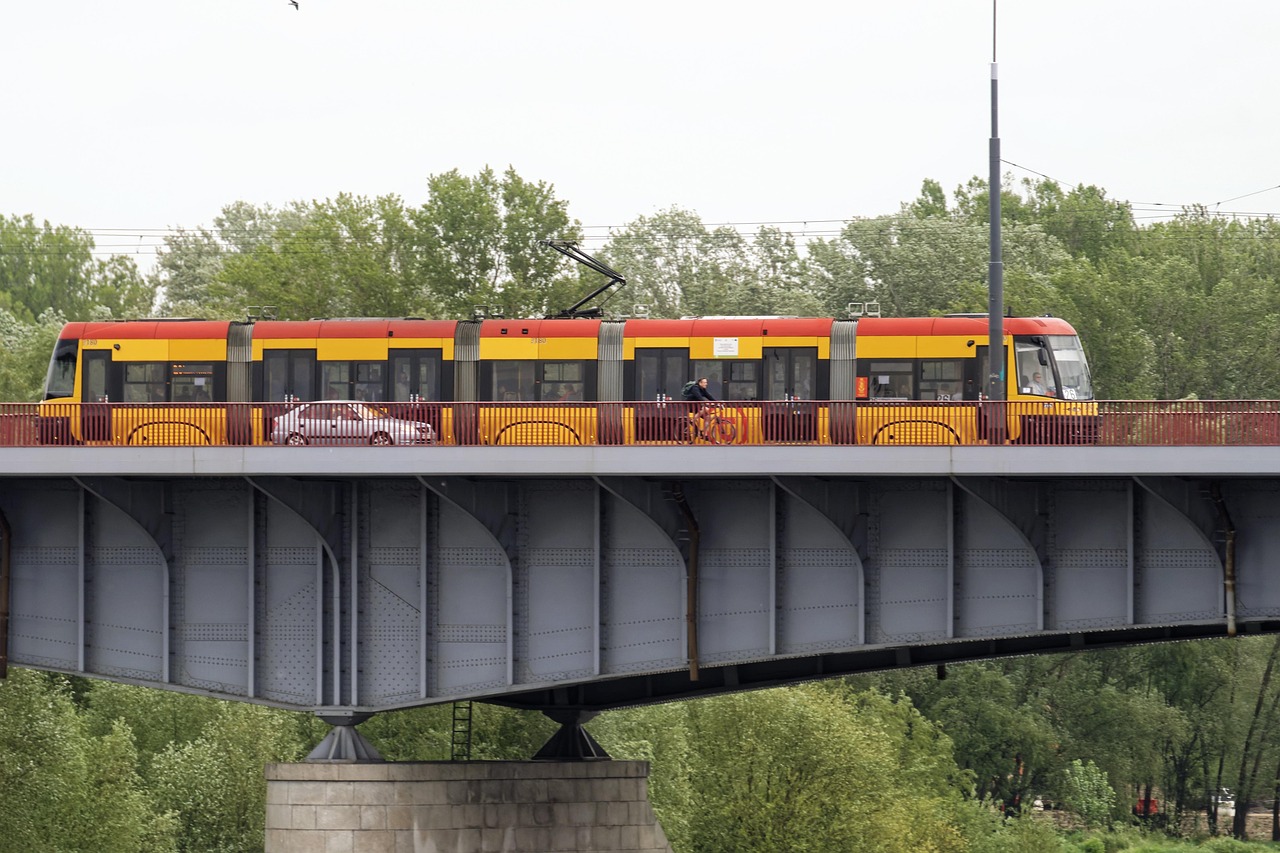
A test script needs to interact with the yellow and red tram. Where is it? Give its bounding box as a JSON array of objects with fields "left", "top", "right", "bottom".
[{"left": 37, "top": 314, "right": 1097, "bottom": 446}]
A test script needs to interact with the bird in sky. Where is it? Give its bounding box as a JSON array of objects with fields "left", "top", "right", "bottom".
[{"left": 288, "top": 0, "right": 299, "bottom": 8}]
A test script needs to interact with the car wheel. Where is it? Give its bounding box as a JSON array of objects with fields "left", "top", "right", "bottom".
[
  {"left": 285, "top": 433, "right": 308, "bottom": 446},
  {"left": 370, "top": 432, "right": 394, "bottom": 446}
]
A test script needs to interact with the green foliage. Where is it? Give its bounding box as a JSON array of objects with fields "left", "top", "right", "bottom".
[
  {"left": 219, "top": 194, "right": 436, "bottom": 321},
  {"left": 0, "top": 214, "right": 156, "bottom": 323},
  {"left": 622, "top": 685, "right": 979, "bottom": 853},
  {"left": 80, "top": 681, "right": 242, "bottom": 775},
  {"left": 149, "top": 703, "right": 308, "bottom": 853},
  {"left": 0, "top": 308, "right": 64, "bottom": 401},
  {"left": 966, "top": 813, "right": 1067, "bottom": 853},
  {"left": 1061, "top": 759, "right": 1117, "bottom": 830},
  {"left": 600, "top": 208, "right": 819, "bottom": 318},
  {"left": 410, "top": 166, "right": 582, "bottom": 318},
  {"left": 591, "top": 702, "right": 696, "bottom": 843},
  {"left": 0, "top": 670, "right": 177, "bottom": 852}
]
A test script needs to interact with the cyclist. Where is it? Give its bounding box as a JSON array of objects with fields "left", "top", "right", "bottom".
[{"left": 682, "top": 377, "right": 718, "bottom": 431}]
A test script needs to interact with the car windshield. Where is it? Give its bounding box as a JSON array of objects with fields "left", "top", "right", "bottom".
[{"left": 1046, "top": 335, "right": 1094, "bottom": 401}]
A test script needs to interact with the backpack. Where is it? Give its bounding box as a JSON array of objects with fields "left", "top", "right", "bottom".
[{"left": 681, "top": 381, "right": 699, "bottom": 400}]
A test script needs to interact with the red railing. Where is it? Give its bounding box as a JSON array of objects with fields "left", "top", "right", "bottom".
[{"left": 5, "top": 400, "right": 1279, "bottom": 448}]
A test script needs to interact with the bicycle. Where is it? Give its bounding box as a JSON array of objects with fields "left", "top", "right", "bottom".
[{"left": 683, "top": 405, "right": 738, "bottom": 445}]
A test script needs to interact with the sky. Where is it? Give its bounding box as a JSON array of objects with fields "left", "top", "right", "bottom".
[{"left": 3, "top": 1, "right": 1279, "bottom": 264}]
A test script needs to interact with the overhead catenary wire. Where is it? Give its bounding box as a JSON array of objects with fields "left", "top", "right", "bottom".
[{"left": 4, "top": 170, "right": 1280, "bottom": 261}]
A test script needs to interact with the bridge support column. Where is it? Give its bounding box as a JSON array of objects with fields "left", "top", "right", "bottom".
[
  {"left": 305, "top": 713, "right": 384, "bottom": 763},
  {"left": 264, "top": 760, "right": 673, "bottom": 852},
  {"left": 533, "top": 710, "right": 612, "bottom": 761}
]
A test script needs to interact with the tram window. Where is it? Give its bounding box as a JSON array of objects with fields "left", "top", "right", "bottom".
[
  {"left": 171, "top": 363, "right": 214, "bottom": 402},
  {"left": 319, "top": 361, "right": 385, "bottom": 401},
  {"left": 44, "top": 338, "right": 78, "bottom": 400},
  {"left": 919, "top": 359, "right": 963, "bottom": 401},
  {"left": 1046, "top": 335, "right": 1092, "bottom": 400},
  {"left": 320, "top": 363, "right": 349, "bottom": 400},
  {"left": 868, "top": 361, "right": 913, "bottom": 400},
  {"left": 692, "top": 359, "right": 758, "bottom": 400},
  {"left": 493, "top": 361, "right": 537, "bottom": 401},
  {"left": 124, "top": 363, "right": 167, "bottom": 403},
  {"left": 542, "top": 361, "right": 584, "bottom": 401},
  {"left": 354, "top": 362, "right": 384, "bottom": 402},
  {"left": 793, "top": 353, "right": 815, "bottom": 399},
  {"left": 1015, "top": 342, "right": 1055, "bottom": 396}
]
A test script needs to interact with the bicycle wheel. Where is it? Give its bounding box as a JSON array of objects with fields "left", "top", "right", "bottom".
[
  {"left": 682, "top": 418, "right": 700, "bottom": 445},
  {"left": 711, "top": 416, "right": 738, "bottom": 445}
]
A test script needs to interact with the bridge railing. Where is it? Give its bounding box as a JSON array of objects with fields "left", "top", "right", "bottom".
[{"left": 6, "top": 399, "right": 1280, "bottom": 448}]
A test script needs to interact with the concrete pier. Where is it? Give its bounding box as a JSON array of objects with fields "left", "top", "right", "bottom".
[{"left": 264, "top": 760, "right": 674, "bottom": 852}]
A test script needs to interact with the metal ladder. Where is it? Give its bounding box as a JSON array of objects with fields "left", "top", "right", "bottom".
[{"left": 450, "top": 701, "right": 473, "bottom": 761}]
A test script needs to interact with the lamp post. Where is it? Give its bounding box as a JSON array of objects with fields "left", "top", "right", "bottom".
[{"left": 986, "top": 1, "right": 1005, "bottom": 402}]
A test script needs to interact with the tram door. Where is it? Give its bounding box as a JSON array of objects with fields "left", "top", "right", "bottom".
[
  {"left": 635, "top": 347, "right": 688, "bottom": 441},
  {"left": 263, "top": 349, "right": 316, "bottom": 441},
  {"left": 390, "top": 350, "right": 442, "bottom": 402},
  {"left": 81, "top": 350, "right": 114, "bottom": 441},
  {"left": 972, "top": 345, "right": 1008, "bottom": 442},
  {"left": 763, "top": 347, "right": 818, "bottom": 441},
  {"left": 263, "top": 350, "right": 316, "bottom": 402},
  {"left": 390, "top": 349, "right": 443, "bottom": 434}
]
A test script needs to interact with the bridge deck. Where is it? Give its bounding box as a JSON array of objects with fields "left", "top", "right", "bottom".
[{"left": 4, "top": 444, "right": 1280, "bottom": 478}]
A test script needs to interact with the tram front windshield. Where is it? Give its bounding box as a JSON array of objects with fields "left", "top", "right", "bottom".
[{"left": 1046, "top": 335, "right": 1093, "bottom": 400}]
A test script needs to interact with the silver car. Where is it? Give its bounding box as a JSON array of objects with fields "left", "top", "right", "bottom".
[{"left": 270, "top": 401, "right": 436, "bottom": 446}]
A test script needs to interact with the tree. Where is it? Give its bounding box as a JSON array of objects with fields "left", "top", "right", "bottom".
[
  {"left": 600, "top": 209, "right": 820, "bottom": 319},
  {"left": 1060, "top": 759, "right": 1116, "bottom": 830},
  {"left": 149, "top": 702, "right": 308, "bottom": 852},
  {"left": 0, "top": 308, "right": 65, "bottom": 401},
  {"left": 0, "top": 214, "right": 156, "bottom": 322},
  {"left": 0, "top": 670, "right": 176, "bottom": 852},
  {"left": 410, "top": 167, "right": 582, "bottom": 318},
  {"left": 806, "top": 206, "right": 1070, "bottom": 320},
  {"left": 659, "top": 685, "right": 975, "bottom": 853},
  {"left": 219, "top": 194, "right": 434, "bottom": 321}
]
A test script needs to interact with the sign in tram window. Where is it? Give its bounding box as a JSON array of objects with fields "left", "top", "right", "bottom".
[
  {"left": 171, "top": 363, "right": 214, "bottom": 402},
  {"left": 124, "top": 363, "right": 167, "bottom": 403},
  {"left": 869, "top": 361, "right": 914, "bottom": 400}
]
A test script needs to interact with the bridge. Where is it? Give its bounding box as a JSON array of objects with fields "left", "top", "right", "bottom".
[
  {"left": 2, "top": 405, "right": 1279, "bottom": 738},
  {"left": 6, "top": 408, "right": 1280, "bottom": 852}
]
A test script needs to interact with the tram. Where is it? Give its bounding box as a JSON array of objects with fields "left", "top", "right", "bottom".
[{"left": 36, "top": 313, "right": 1097, "bottom": 446}]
